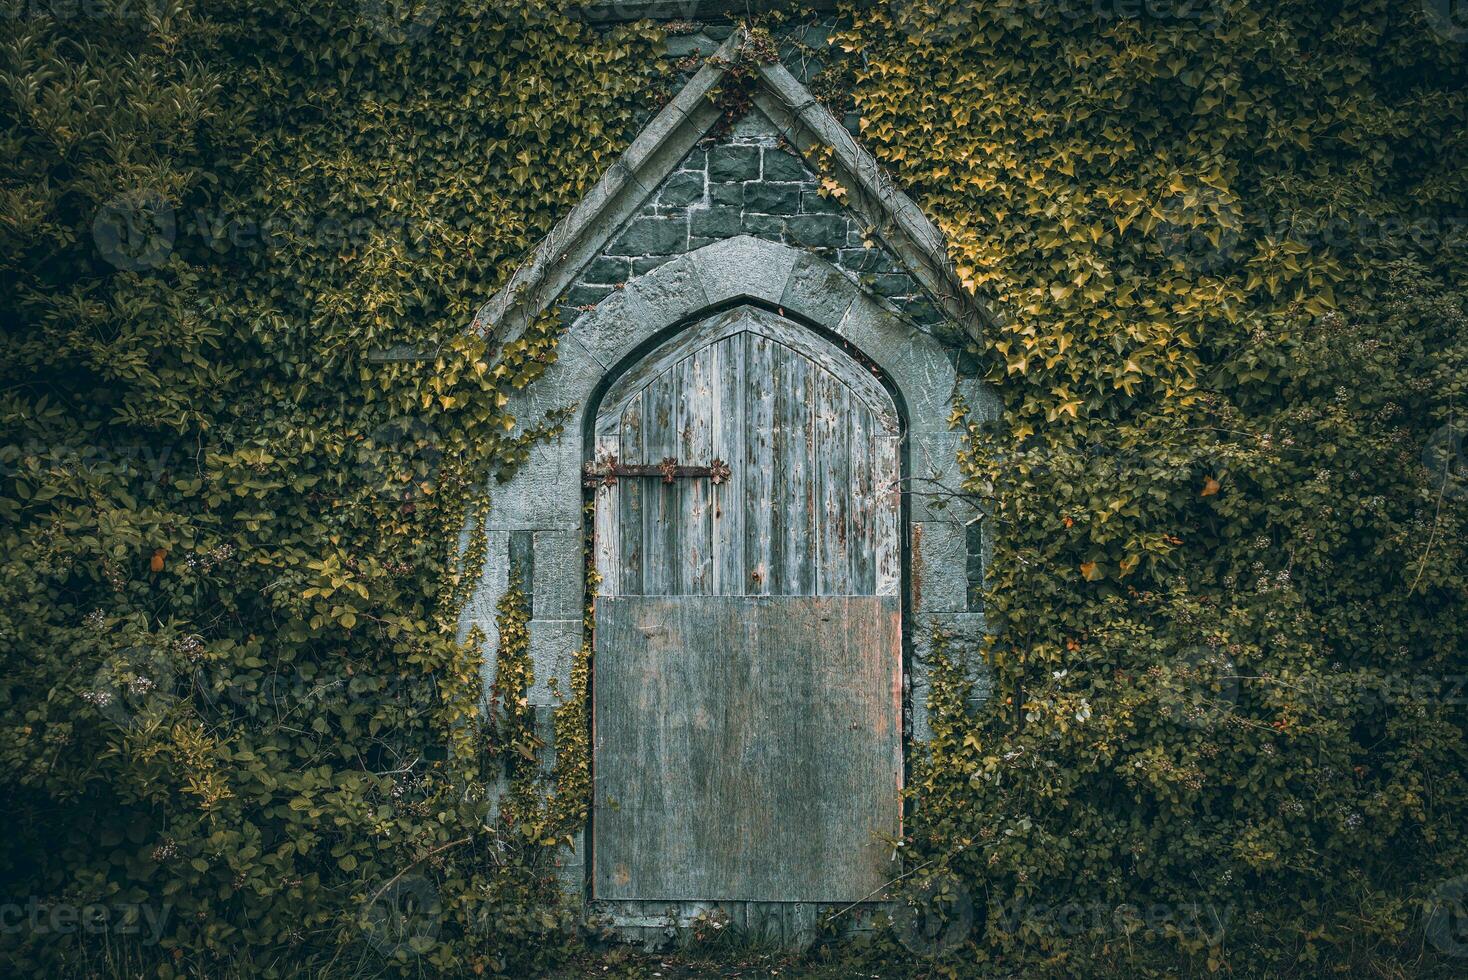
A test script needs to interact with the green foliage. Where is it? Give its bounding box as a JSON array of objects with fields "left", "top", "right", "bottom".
[
  {"left": 0, "top": 1, "right": 661, "bottom": 975},
  {"left": 0, "top": 0, "right": 1465, "bottom": 977},
  {"left": 839, "top": 0, "right": 1468, "bottom": 975}
]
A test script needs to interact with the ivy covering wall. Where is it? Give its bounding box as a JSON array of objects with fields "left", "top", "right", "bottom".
[{"left": 0, "top": 1, "right": 1465, "bottom": 977}]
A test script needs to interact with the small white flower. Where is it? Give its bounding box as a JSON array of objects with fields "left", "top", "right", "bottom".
[
  {"left": 1052, "top": 669, "right": 1068, "bottom": 680},
  {"left": 1075, "top": 700, "right": 1092, "bottom": 723}
]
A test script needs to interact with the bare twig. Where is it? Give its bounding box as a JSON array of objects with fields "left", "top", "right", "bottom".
[
  {"left": 365, "top": 834, "right": 476, "bottom": 910},
  {"left": 1410, "top": 414, "right": 1456, "bottom": 596},
  {"left": 823, "top": 857, "right": 937, "bottom": 925}
]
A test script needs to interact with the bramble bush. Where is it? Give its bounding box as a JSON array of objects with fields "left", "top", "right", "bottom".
[{"left": 1, "top": 1, "right": 1465, "bottom": 977}]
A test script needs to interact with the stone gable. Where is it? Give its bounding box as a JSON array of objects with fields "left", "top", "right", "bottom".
[
  {"left": 556, "top": 110, "right": 960, "bottom": 353},
  {"left": 474, "top": 32, "right": 994, "bottom": 355}
]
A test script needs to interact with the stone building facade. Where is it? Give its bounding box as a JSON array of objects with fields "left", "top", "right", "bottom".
[{"left": 460, "top": 20, "right": 1000, "bottom": 939}]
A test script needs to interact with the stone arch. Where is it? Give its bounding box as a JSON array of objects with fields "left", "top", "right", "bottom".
[{"left": 459, "top": 235, "right": 992, "bottom": 900}]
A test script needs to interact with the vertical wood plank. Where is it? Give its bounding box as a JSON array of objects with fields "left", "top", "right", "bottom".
[
  {"left": 619, "top": 393, "right": 645, "bottom": 595},
  {"left": 711, "top": 332, "right": 746, "bottom": 597},
  {"left": 594, "top": 433, "right": 621, "bottom": 597},
  {"left": 679, "top": 343, "right": 715, "bottom": 594},
  {"left": 771, "top": 346, "right": 815, "bottom": 595},
  {"left": 815, "top": 373, "right": 851, "bottom": 596},
  {"left": 643, "top": 371, "right": 677, "bottom": 596},
  {"left": 845, "top": 404, "right": 874, "bottom": 589},
  {"left": 848, "top": 407, "right": 875, "bottom": 595},
  {"left": 744, "top": 334, "right": 775, "bottom": 596},
  {"left": 874, "top": 433, "right": 901, "bottom": 597},
  {"left": 666, "top": 357, "right": 688, "bottom": 596}
]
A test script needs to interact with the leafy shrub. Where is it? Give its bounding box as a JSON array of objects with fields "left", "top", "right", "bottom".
[{"left": 1, "top": 0, "right": 1464, "bottom": 977}]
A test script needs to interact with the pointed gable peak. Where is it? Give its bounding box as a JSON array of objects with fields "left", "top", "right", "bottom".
[{"left": 475, "top": 28, "right": 994, "bottom": 345}]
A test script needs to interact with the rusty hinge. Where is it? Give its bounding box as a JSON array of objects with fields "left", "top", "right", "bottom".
[{"left": 583, "top": 456, "right": 731, "bottom": 488}]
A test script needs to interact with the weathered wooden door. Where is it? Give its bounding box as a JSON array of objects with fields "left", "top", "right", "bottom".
[{"left": 590, "top": 306, "right": 902, "bottom": 905}]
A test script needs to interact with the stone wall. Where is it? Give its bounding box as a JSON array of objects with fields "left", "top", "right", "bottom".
[{"left": 556, "top": 110, "right": 956, "bottom": 347}]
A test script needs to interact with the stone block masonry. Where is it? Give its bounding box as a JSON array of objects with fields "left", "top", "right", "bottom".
[{"left": 560, "top": 110, "right": 953, "bottom": 345}]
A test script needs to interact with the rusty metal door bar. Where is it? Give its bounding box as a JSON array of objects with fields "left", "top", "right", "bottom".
[{"left": 583, "top": 456, "right": 731, "bottom": 488}]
